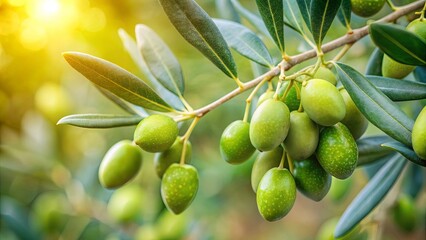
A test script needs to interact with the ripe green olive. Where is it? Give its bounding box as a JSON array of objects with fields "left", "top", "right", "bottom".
[
  {"left": 251, "top": 146, "right": 283, "bottom": 193},
  {"left": 278, "top": 81, "right": 301, "bottom": 112},
  {"left": 98, "top": 140, "right": 143, "bottom": 189},
  {"left": 382, "top": 54, "right": 415, "bottom": 79},
  {"left": 134, "top": 114, "right": 178, "bottom": 153},
  {"left": 250, "top": 99, "right": 290, "bottom": 151},
  {"left": 293, "top": 157, "right": 331, "bottom": 201},
  {"left": 339, "top": 89, "right": 368, "bottom": 140},
  {"left": 301, "top": 79, "right": 346, "bottom": 126},
  {"left": 392, "top": 194, "right": 418, "bottom": 232},
  {"left": 220, "top": 120, "right": 256, "bottom": 164},
  {"left": 412, "top": 107, "right": 426, "bottom": 159},
  {"left": 284, "top": 111, "right": 319, "bottom": 161},
  {"left": 154, "top": 137, "right": 192, "bottom": 179},
  {"left": 257, "top": 90, "right": 275, "bottom": 107},
  {"left": 161, "top": 163, "right": 198, "bottom": 214},
  {"left": 350, "top": 0, "right": 385, "bottom": 17},
  {"left": 316, "top": 123, "right": 358, "bottom": 179},
  {"left": 256, "top": 168, "right": 296, "bottom": 221},
  {"left": 107, "top": 184, "right": 144, "bottom": 223},
  {"left": 406, "top": 18, "right": 426, "bottom": 41},
  {"left": 32, "top": 192, "right": 69, "bottom": 232},
  {"left": 313, "top": 66, "right": 337, "bottom": 85}
]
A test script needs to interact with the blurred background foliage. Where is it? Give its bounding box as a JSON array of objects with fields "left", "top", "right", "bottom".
[{"left": 0, "top": 0, "right": 424, "bottom": 239}]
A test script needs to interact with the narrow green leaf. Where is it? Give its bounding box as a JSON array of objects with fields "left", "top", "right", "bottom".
[
  {"left": 57, "top": 114, "right": 143, "bottom": 128},
  {"left": 96, "top": 86, "right": 148, "bottom": 116},
  {"left": 401, "top": 164, "right": 424, "bottom": 198},
  {"left": 365, "top": 48, "right": 383, "bottom": 76},
  {"left": 367, "top": 75, "right": 426, "bottom": 101},
  {"left": 118, "top": 29, "right": 185, "bottom": 111},
  {"left": 214, "top": 19, "right": 273, "bottom": 67},
  {"left": 255, "top": 0, "right": 285, "bottom": 54},
  {"left": 63, "top": 52, "right": 173, "bottom": 112},
  {"left": 159, "top": 0, "right": 238, "bottom": 79},
  {"left": 310, "top": 0, "right": 342, "bottom": 46},
  {"left": 363, "top": 154, "right": 395, "bottom": 179},
  {"left": 357, "top": 136, "right": 393, "bottom": 166},
  {"left": 382, "top": 141, "right": 426, "bottom": 167},
  {"left": 231, "top": 0, "right": 270, "bottom": 37},
  {"left": 283, "top": 0, "right": 310, "bottom": 36},
  {"left": 369, "top": 23, "right": 426, "bottom": 66},
  {"left": 337, "top": 0, "right": 351, "bottom": 29},
  {"left": 296, "top": 0, "right": 312, "bottom": 31},
  {"left": 136, "top": 25, "right": 184, "bottom": 96},
  {"left": 335, "top": 155, "right": 406, "bottom": 238},
  {"left": 414, "top": 66, "right": 426, "bottom": 83},
  {"left": 215, "top": 0, "right": 241, "bottom": 22},
  {"left": 334, "top": 62, "right": 414, "bottom": 146}
]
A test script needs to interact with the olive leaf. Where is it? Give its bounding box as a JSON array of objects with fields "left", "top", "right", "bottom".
[
  {"left": 414, "top": 66, "right": 426, "bottom": 83},
  {"left": 365, "top": 48, "right": 383, "bottom": 76},
  {"left": 231, "top": 0, "right": 270, "bottom": 37},
  {"left": 356, "top": 136, "right": 393, "bottom": 166},
  {"left": 310, "top": 0, "right": 342, "bottom": 46},
  {"left": 135, "top": 24, "right": 185, "bottom": 96},
  {"left": 363, "top": 154, "right": 395, "bottom": 179},
  {"left": 255, "top": 0, "right": 285, "bottom": 54},
  {"left": 158, "top": 0, "right": 238, "bottom": 80},
  {"left": 283, "top": 0, "right": 311, "bottom": 37},
  {"left": 214, "top": 19, "right": 273, "bottom": 67},
  {"left": 215, "top": 0, "right": 240, "bottom": 22},
  {"left": 57, "top": 114, "right": 143, "bottom": 128},
  {"left": 381, "top": 141, "right": 426, "bottom": 167},
  {"left": 63, "top": 52, "right": 174, "bottom": 112},
  {"left": 296, "top": 0, "right": 312, "bottom": 31},
  {"left": 334, "top": 62, "right": 414, "bottom": 146},
  {"left": 401, "top": 164, "right": 424, "bottom": 198},
  {"left": 369, "top": 23, "right": 426, "bottom": 66},
  {"left": 335, "top": 155, "right": 406, "bottom": 238},
  {"left": 96, "top": 86, "right": 148, "bottom": 116},
  {"left": 118, "top": 29, "right": 185, "bottom": 111},
  {"left": 367, "top": 75, "right": 426, "bottom": 101},
  {"left": 337, "top": 0, "right": 351, "bottom": 29}
]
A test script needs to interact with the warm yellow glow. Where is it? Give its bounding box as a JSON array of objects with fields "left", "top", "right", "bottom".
[
  {"left": 7, "top": 0, "right": 26, "bottom": 7},
  {"left": 19, "top": 20, "right": 47, "bottom": 51},
  {"left": 28, "top": 0, "right": 61, "bottom": 22}
]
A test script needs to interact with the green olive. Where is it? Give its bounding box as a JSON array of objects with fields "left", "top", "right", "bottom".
[
  {"left": 161, "top": 163, "right": 198, "bottom": 214},
  {"left": 98, "top": 140, "right": 143, "bottom": 189},
  {"left": 412, "top": 107, "right": 426, "bottom": 159},
  {"left": 251, "top": 147, "right": 283, "bottom": 193},
  {"left": 392, "top": 194, "right": 418, "bottom": 232},
  {"left": 316, "top": 123, "right": 358, "bottom": 179},
  {"left": 134, "top": 114, "right": 178, "bottom": 153},
  {"left": 250, "top": 99, "right": 290, "bottom": 151},
  {"left": 220, "top": 120, "right": 256, "bottom": 164},
  {"left": 107, "top": 184, "right": 144, "bottom": 223},
  {"left": 350, "top": 0, "right": 385, "bottom": 17},
  {"left": 339, "top": 89, "right": 368, "bottom": 140},
  {"left": 283, "top": 111, "right": 319, "bottom": 160},
  {"left": 278, "top": 81, "right": 301, "bottom": 112},
  {"left": 382, "top": 54, "right": 415, "bottom": 79},
  {"left": 256, "top": 168, "right": 296, "bottom": 221},
  {"left": 154, "top": 137, "right": 192, "bottom": 178},
  {"left": 32, "top": 192, "right": 69, "bottom": 232},
  {"left": 301, "top": 79, "right": 346, "bottom": 126},
  {"left": 293, "top": 156, "right": 331, "bottom": 201},
  {"left": 257, "top": 90, "right": 275, "bottom": 107},
  {"left": 406, "top": 18, "right": 426, "bottom": 41},
  {"left": 313, "top": 66, "right": 337, "bottom": 85}
]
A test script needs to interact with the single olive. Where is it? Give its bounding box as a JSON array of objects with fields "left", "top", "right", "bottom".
[
  {"left": 406, "top": 18, "right": 426, "bottom": 41},
  {"left": 32, "top": 192, "right": 69, "bottom": 232},
  {"left": 256, "top": 168, "right": 296, "bottom": 222},
  {"left": 293, "top": 156, "right": 331, "bottom": 201},
  {"left": 134, "top": 114, "right": 178, "bottom": 153},
  {"left": 161, "top": 163, "right": 198, "bottom": 214},
  {"left": 301, "top": 79, "right": 346, "bottom": 126},
  {"left": 220, "top": 120, "right": 256, "bottom": 164},
  {"left": 250, "top": 99, "right": 290, "bottom": 151},
  {"left": 316, "top": 123, "right": 358, "bottom": 179},
  {"left": 251, "top": 146, "right": 283, "bottom": 193},
  {"left": 339, "top": 89, "right": 368, "bottom": 140},
  {"left": 278, "top": 81, "right": 301, "bottom": 112},
  {"left": 350, "top": 0, "right": 385, "bottom": 17},
  {"left": 257, "top": 90, "right": 275, "bottom": 107},
  {"left": 107, "top": 184, "right": 144, "bottom": 223},
  {"left": 98, "top": 140, "right": 143, "bottom": 189},
  {"left": 382, "top": 54, "right": 415, "bottom": 79},
  {"left": 392, "top": 194, "right": 418, "bottom": 232},
  {"left": 284, "top": 111, "right": 319, "bottom": 161},
  {"left": 154, "top": 137, "right": 192, "bottom": 178},
  {"left": 412, "top": 107, "right": 426, "bottom": 159},
  {"left": 313, "top": 65, "right": 337, "bottom": 85}
]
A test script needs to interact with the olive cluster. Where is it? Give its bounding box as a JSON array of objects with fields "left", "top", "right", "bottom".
[
  {"left": 220, "top": 66, "right": 369, "bottom": 221},
  {"left": 98, "top": 114, "right": 197, "bottom": 215}
]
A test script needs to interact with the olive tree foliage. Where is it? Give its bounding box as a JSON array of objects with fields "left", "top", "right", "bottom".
[{"left": 58, "top": 0, "right": 425, "bottom": 238}]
